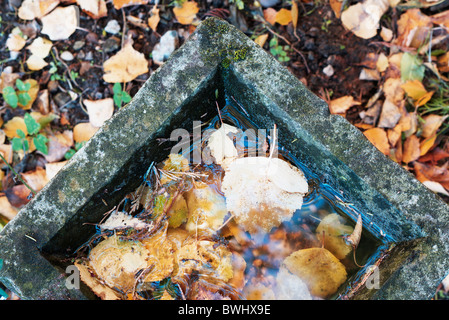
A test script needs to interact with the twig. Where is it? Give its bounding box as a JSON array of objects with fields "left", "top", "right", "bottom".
[{"left": 0, "top": 153, "right": 37, "bottom": 196}]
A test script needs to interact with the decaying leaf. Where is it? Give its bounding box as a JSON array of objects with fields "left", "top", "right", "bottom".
[
  {"left": 344, "top": 214, "right": 362, "bottom": 249},
  {"left": 282, "top": 247, "right": 348, "bottom": 298},
  {"left": 328, "top": 95, "right": 361, "bottom": 115},
  {"left": 207, "top": 123, "right": 239, "bottom": 166},
  {"left": 401, "top": 80, "right": 434, "bottom": 107},
  {"left": 3, "top": 117, "right": 28, "bottom": 139},
  {"left": 414, "top": 161, "right": 449, "bottom": 190},
  {"left": 341, "top": 0, "right": 389, "bottom": 39},
  {"left": 41, "top": 5, "right": 79, "bottom": 41},
  {"left": 100, "top": 211, "right": 150, "bottom": 231},
  {"left": 329, "top": 0, "right": 343, "bottom": 18},
  {"left": 45, "top": 160, "right": 67, "bottom": 180},
  {"left": 21, "top": 167, "right": 49, "bottom": 192},
  {"left": 421, "top": 114, "right": 447, "bottom": 139},
  {"left": 103, "top": 43, "right": 149, "bottom": 83},
  {"left": 221, "top": 157, "right": 308, "bottom": 234},
  {"left": 377, "top": 98, "right": 402, "bottom": 129},
  {"left": 77, "top": 0, "right": 107, "bottom": 19},
  {"left": 316, "top": 213, "right": 354, "bottom": 260},
  {"left": 291, "top": 0, "right": 298, "bottom": 29},
  {"left": 185, "top": 181, "right": 228, "bottom": 232},
  {"left": 18, "top": 0, "right": 60, "bottom": 20},
  {"left": 84, "top": 98, "right": 115, "bottom": 128},
  {"left": 254, "top": 34, "right": 269, "bottom": 48},
  {"left": 75, "top": 261, "right": 121, "bottom": 300},
  {"left": 173, "top": 1, "right": 199, "bottom": 25},
  {"left": 396, "top": 9, "right": 433, "bottom": 48},
  {"left": 263, "top": 8, "right": 277, "bottom": 25},
  {"left": 6, "top": 28, "right": 26, "bottom": 52},
  {"left": 26, "top": 37, "right": 53, "bottom": 71}
]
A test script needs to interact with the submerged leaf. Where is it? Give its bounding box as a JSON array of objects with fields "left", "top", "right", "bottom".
[
  {"left": 221, "top": 157, "right": 308, "bottom": 234},
  {"left": 207, "top": 123, "right": 239, "bottom": 166},
  {"left": 316, "top": 213, "right": 354, "bottom": 259},
  {"left": 282, "top": 247, "right": 347, "bottom": 298}
]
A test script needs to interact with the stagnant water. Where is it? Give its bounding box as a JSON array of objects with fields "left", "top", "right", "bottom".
[{"left": 75, "top": 99, "right": 385, "bottom": 300}]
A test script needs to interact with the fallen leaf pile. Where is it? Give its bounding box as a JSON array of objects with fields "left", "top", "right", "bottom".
[{"left": 327, "top": 3, "right": 449, "bottom": 197}]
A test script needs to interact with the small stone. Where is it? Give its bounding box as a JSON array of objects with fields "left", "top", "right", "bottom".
[
  {"left": 73, "top": 40, "right": 85, "bottom": 51},
  {"left": 258, "top": 0, "right": 281, "bottom": 7},
  {"left": 60, "top": 51, "right": 74, "bottom": 61},
  {"left": 102, "top": 37, "right": 120, "bottom": 53},
  {"left": 323, "top": 65, "right": 334, "bottom": 77},
  {"left": 84, "top": 51, "right": 93, "bottom": 61},
  {"left": 104, "top": 19, "right": 121, "bottom": 35},
  {"left": 304, "top": 38, "right": 315, "bottom": 51},
  {"left": 152, "top": 30, "right": 179, "bottom": 65}
]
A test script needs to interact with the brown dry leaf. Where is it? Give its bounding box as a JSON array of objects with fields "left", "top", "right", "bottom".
[
  {"left": 413, "top": 161, "right": 449, "bottom": 189},
  {"left": 44, "top": 131, "right": 73, "bottom": 162},
  {"left": 147, "top": 6, "right": 160, "bottom": 32},
  {"left": 173, "top": 1, "right": 199, "bottom": 25},
  {"left": 383, "top": 78, "right": 404, "bottom": 104},
  {"left": 377, "top": 99, "right": 402, "bottom": 129},
  {"left": 431, "top": 10, "right": 449, "bottom": 30},
  {"left": 0, "top": 71, "right": 20, "bottom": 92},
  {"left": 0, "top": 195, "right": 19, "bottom": 221},
  {"left": 103, "top": 43, "right": 149, "bottom": 83},
  {"left": 396, "top": 9, "right": 433, "bottom": 48},
  {"left": 84, "top": 98, "right": 115, "bottom": 128},
  {"left": 291, "top": 0, "right": 298, "bottom": 29},
  {"left": 75, "top": 262, "right": 121, "bottom": 300},
  {"left": 275, "top": 8, "right": 292, "bottom": 26},
  {"left": 41, "top": 5, "right": 79, "bottom": 41},
  {"left": 45, "top": 160, "right": 68, "bottom": 180},
  {"left": 402, "top": 134, "right": 421, "bottom": 163},
  {"left": 421, "top": 114, "right": 447, "bottom": 139},
  {"left": 5, "top": 184, "right": 32, "bottom": 208},
  {"left": 264, "top": 8, "right": 277, "bottom": 25},
  {"left": 328, "top": 96, "right": 361, "bottom": 115},
  {"left": 3, "top": 117, "right": 28, "bottom": 139},
  {"left": 0, "top": 144, "right": 13, "bottom": 164},
  {"left": 77, "top": 0, "right": 107, "bottom": 19},
  {"left": 112, "top": 0, "right": 148, "bottom": 10},
  {"left": 329, "top": 0, "right": 343, "bottom": 18},
  {"left": 254, "top": 34, "right": 269, "bottom": 48},
  {"left": 437, "top": 52, "right": 449, "bottom": 73},
  {"left": 345, "top": 214, "right": 362, "bottom": 248},
  {"left": 363, "top": 128, "right": 390, "bottom": 155},
  {"left": 341, "top": 0, "right": 389, "bottom": 39},
  {"left": 22, "top": 167, "right": 49, "bottom": 192},
  {"left": 419, "top": 147, "right": 449, "bottom": 164},
  {"left": 420, "top": 134, "right": 437, "bottom": 157},
  {"left": 18, "top": 0, "right": 60, "bottom": 20},
  {"left": 73, "top": 122, "right": 99, "bottom": 143}
]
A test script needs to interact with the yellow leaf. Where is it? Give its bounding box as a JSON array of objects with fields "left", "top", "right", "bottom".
[
  {"left": 3, "top": 117, "right": 28, "bottom": 139},
  {"left": 401, "top": 80, "right": 428, "bottom": 100},
  {"left": 73, "top": 122, "right": 99, "bottom": 143},
  {"left": 329, "top": 0, "right": 343, "bottom": 19},
  {"left": 264, "top": 8, "right": 277, "bottom": 25},
  {"left": 291, "top": 1, "right": 298, "bottom": 29},
  {"left": 103, "top": 43, "right": 149, "bottom": 83},
  {"left": 112, "top": 0, "right": 148, "bottom": 10},
  {"left": 173, "top": 1, "right": 199, "bottom": 25},
  {"left": 420, "top": 134, "right": 437, "bottom": 157},
  {"left": 275, "top": 8, "right": 292, "bottom": 26},
  {"left": 147, "top": 6, "right": 160, "bottom": 32},
  {"left": 363, "top": 128, "right": 390, "bottom": 155},
  {"left": 254, "top": 34, "right": 269, "bottom": 48}
]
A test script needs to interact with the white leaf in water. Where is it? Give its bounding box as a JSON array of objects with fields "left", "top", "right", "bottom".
[
  {"left": 221, "top": 156, "right": 308, "bottom": 234},
  {"left": 207, "top": 123, "right": 239, "bottom": 165},
  {"left": 100, "top": 211, "right": 150, "bottom": 231}
]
